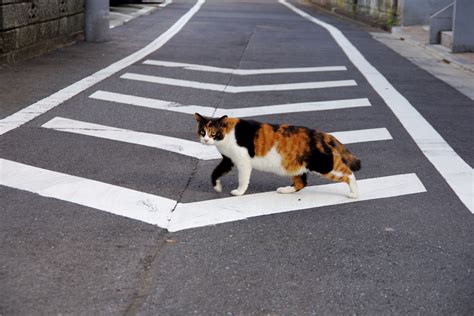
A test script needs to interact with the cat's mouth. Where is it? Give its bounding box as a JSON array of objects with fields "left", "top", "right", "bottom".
[{"left": 200, "top": 138, "right": 214, "bottom": 145}]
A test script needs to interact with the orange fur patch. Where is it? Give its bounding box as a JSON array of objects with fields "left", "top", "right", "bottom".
[
  {"left": 292, "top": 175, "right": 306, "bottom": 191},
  {"left": 222, "top": 117, "right": 239, "bottom": 134},
  {"left": 254, "top": 124, "right": 276, "bottom": 157},
  {"left": 276, "top": 126, "right": 310, "bottom": 173}
]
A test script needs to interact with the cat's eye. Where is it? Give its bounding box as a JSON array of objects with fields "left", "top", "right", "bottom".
[
  {"left": 199, "top": 129, "right": 205, "bottom": 136},
  {"left": 210, "top": 131, "right": 216, "bottom": 137}
]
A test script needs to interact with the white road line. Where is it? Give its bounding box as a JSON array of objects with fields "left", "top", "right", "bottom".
[
  {"left": 120, "top": 73, "right": 357, "bottom": 93},
  {"left": 90, "top": 90, "right": 371, "bottom": 117},
  {"left": 41, "top": 117, "right": 392, "bottom": 160},
  {"left": 0, "top": 0, "right": 205, "bottom": 136},
  {"left": 41, "top": 117, "right": 220, "bottom": 160},
  {"left": 169, "top": 173, "right": 426, "bottom": 231},
  {"left": 214, "top": 98, "right": 371, "bottom": 117},
  {"left": 143, "top": 59, "right": 347, "bottom": 74},
  {"left": 280, "top": 0, "right": 474, "bottom": 213},
  {"left": 330, "top": 128, "right": 392, "bottom": 144},
  {"left": 0, "top": 158, "right": 426, "bottom": 232},
  {"left": 0, "top": 158, "right": 175, "bottom": 227},
  {"left": 159, "top": 0, "right": 173, "bottom": 8}
]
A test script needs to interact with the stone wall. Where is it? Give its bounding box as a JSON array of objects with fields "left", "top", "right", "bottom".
[
  {"left": 309, "top": 0, "right": 400, "bottom": 29},
  {"left": 0, "top": 0, "right": 84, "bottom": 64}
]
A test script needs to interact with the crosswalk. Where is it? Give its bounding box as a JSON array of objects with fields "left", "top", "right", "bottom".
[
  {"left": 9, "top": 0, "right": 474, "bottom": 233},
  {"left": 0, "top": 51, "right": 428, "bottom": 231}
]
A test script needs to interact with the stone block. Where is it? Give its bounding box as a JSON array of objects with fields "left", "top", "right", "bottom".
[
  {"left": 58, "top": 13, "right": 83, "bottom": 36},
  {"left": 0, "top": 28, "right": 17, "bottom": 53},
  {"left": 39, "top": 18, "right": 60, "bottom": 40},
  {"left": 0, "top": 1, "right": 83, "bottom": 31},
  {"left": 59, "top": 0, "right": 84, "bottom": 16},
  {"left": 0, "top": 0, "right": 27, "bottom": 4},
  {"left": 66, "top": 13, "right": 84, "bottom": 34},
  {"left": 0, "top": 2, "right": 36, "bottom": 30},
  {"left": 36, "top": 0, "right": 61, "bottom": 22}
]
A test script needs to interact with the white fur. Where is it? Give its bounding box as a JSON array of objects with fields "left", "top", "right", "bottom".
[
  {"left": 330, "top": 170, "right": 345, "bottom": 178},
  {"left": 348, "top": 173, "right": 359, "bottom": 198},
  {"left": 215, "top": 130, "right": 252, "bottom": 195},
  {"left": 213, "top": 179, "right": 222, "bottom": 192},
  {"left": 277, "top": 186, "right": 297, "bottom": 194},
  {"left": 251, "top": 147, "right": 287, "bottom": 175}
]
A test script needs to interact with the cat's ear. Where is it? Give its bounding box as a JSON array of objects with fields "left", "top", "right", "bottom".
[
  {"left": 217, "top": 115, "right": 228, "bottom": 122},
  {"left": 194, "top": 113, "right": 207, "bottom": 124}
]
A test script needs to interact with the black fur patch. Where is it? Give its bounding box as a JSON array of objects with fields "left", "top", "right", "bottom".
[
  {"left": 211, "top": 155, "right": 234, "bottom": 186},
  {"left": 300, "top": 173, "right": 308, "bottom": 186},
  {"left": 234, "top": 119, "right": 261, "bottom": 157},
  {"left": 306, "top": 130, "right": 334, "bottom": 174},
  {"left": 349, "top": 158, "right": 361, "bottom": 172}
]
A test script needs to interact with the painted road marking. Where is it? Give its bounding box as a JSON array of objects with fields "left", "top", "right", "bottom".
[
  {"left": 0, "top": 0, "right": 205, "bottom": 136},
  {"left": 0, "top": 158, "right": 174, "bottom": 227},
  {"left": 120, "top": 73, "right": 357, "bottom": 93},
  {"left": 159, "top": 0, "right": 173, "bottom": 8},
  {"left": 90, "top": 90, "right": 372, "bottom": 117},
  {"left": 168, "top": 173, "right": 426, "bottom": 231},
  {"left": 0, "top": 158, "right": 426, "bottom": 232},
  {"left": 41, "top": 117, "right": 392, "bottom": 160},
  {"left": 41, "top": 117, "right": 219, "bottom": 160},
  {"left": 280, "top": 0, "right": 473, "bottom": 213},
  {"left": 143, "top": 59, "right": 347, "bottom": 75}
]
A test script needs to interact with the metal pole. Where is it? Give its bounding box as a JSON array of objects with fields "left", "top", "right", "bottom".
[{"left": 85, "top": 0, "right": 110, "bottom": 42}]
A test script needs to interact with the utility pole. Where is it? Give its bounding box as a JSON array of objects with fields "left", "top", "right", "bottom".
[{"left": 85, "top": 0, "right": 110, "bottom": 42}]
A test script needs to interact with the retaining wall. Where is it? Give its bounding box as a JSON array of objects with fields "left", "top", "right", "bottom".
[
  {"left": 309, "top": 0, "right": 400, "bottom": 29},
  {"left": 0, "top": 0, "right": 84, "bottom": 64}
]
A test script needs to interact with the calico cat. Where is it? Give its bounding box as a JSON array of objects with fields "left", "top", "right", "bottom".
[{"left": 194, "top": 113, "right": 361, "bottom": 198}]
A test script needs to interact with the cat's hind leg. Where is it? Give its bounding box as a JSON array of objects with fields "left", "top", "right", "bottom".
[
  {"left": 322, "top": 167, "right": 359, "bottom": 198},
  {"left": 277, "top": 174, "right": 307, "bottom": 194},
  {"left": 212, "top": 156, "right": 233, "bottom": 193},
  {"left": 348, "top": 173, "right": 359, "bottom": 199}
]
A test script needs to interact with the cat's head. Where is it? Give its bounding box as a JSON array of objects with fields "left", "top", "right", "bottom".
[{"left": 194, "top": 113, "right": 228, "bottom": 145}]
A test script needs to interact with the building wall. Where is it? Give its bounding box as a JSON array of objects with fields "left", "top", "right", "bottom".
[
  {"left": 310, "top": 0, "right": 400, "bottom": 29},
  {"left": 0, "top": 0, "right": 84, "bottom": 64},
  {"left": 399, "top": 0, "right": 452, "bottom": 26}
]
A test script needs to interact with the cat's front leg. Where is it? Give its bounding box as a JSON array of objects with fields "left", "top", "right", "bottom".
[
  {"left": 231, "top": 161, "right": 252, "bottom": 196},
  {"left": 211, "top": 156, "right": 234, "bottom": 193}
]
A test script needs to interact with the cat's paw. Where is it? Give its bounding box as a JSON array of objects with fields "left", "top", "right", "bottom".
[
  {"left": 213, "top": 180, "right": 222, "bottom": 193},
  {"left": 348, "top": 192, "right": 358, "bottom": 199},
  {"left": 277, "top": 186, "right": 296, "bottom": 194},
  {"left": 231, "top": 189, "right": 246, "bottom": 196}
]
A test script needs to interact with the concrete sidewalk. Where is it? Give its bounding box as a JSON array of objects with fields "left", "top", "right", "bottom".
[
  {"left": 109, "top": 3, "right": 163, "bottom": 29},
  {"left": 372, "top": 26, "right": 474, "bottom": 100}
]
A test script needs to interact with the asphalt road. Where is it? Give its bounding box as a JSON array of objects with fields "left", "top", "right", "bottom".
[{"left": 1, "top": 0, "right": 473, "bottom": 314}]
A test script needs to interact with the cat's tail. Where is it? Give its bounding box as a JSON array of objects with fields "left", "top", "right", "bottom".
[{"left": 328, "top": 135, "right": 361, "bottom": 172}]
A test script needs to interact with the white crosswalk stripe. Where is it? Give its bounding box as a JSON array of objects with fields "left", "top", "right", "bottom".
[
  {"left": 0, "top": 158, "right": 426, "bottom": 232},
  {"left": 89, "top": 90, "right": 372, "bottom": 117},
  {"left": 0, "top": 158, "right": 174, "bottom": 227},
  {"left": 143, "top": 59, "right": 348, "bottom": 75},
  {"left": 120, "top": 73, "right": 357, "bottom": 93},
  {"left": 41, "top": 117, "right": 393, "bottom": 160}
]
